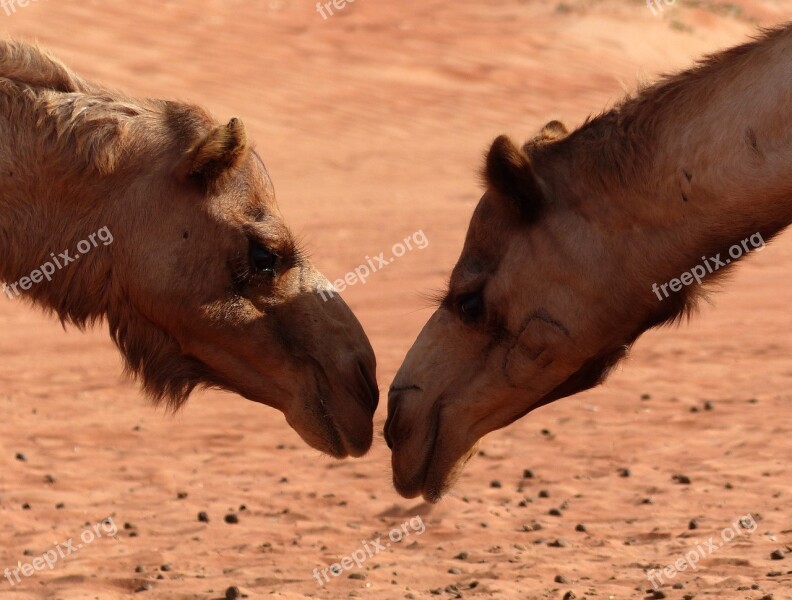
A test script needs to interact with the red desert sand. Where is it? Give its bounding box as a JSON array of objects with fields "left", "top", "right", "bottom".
[{"left": 0, "top": 1, "right": 790, "bottom": 599}]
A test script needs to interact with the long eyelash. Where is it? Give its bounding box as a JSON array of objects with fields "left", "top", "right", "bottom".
[
  {"left": 419, "top": 287, "right": 449, "bottom": 309},
  {"left": 287, "top": 231, "right": 310, "bottom": 264},
  {"left": 229, "top": 251, "right": 251, "bottom": 293}
]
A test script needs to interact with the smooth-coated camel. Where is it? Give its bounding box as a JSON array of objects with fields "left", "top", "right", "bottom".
[
  {"left": 386, "top": 24, "right": 792, "bottom": 501},
  {"left": 0, "top": 40, "right": 378, "bottom": 458}
]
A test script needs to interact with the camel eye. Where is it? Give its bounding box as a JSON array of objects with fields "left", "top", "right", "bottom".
[
  {"left": 249, "top": 243, "right": 278, "bottom": 275},
  {"left": 458, "top": 292, "right": 485, "bottom": 324}
]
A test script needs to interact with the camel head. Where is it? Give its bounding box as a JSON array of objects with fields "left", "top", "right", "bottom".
[
  {"left": 385, "top": 121, "right": 679, "bottom": 501},
  {"left": 109, "top": 109, "right": 378, "bottom": 458}
]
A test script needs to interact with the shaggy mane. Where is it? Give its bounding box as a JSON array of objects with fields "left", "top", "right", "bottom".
[{"left": 0, "top": 40, "right": 155, "bottom": 175}]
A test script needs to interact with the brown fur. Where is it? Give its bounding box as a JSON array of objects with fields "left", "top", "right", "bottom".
[
  {"left": 387, "top": 24, "right": 792, "bottom": 502},
  {"left": 0, "top": 40, "right": 378, "bottom": 458}
]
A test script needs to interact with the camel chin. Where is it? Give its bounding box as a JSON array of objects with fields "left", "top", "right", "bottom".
[{"left": 422, "top": 442, "right": 479, "bottom": 503}]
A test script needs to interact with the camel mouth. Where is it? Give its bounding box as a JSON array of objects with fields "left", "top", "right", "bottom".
[
  {"left": 319, "top": 412, "right": 353, "bottom": 459},
  {"left": 286, "top": 365, "right": 374, "bottom": 460},
  {"left": 388, "top": 397, "right": 479, "bottom": 503},
  {"left": 388, "top": 402, "right": 443, "bottom": 502},
  {"left": 315, "top": 387, "right": 374, "bottom": 460}
]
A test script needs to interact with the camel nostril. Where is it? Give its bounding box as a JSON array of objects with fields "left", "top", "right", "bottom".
[{"left": 357, "top": 360, "right": 379, "bottom": 414}]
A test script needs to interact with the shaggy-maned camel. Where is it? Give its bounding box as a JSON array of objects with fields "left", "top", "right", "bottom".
[
  {"left": 385, "top": 25, "right": 792, "bottom": 501},
  {"left": 0, "top": 40, "right": 378, "bottom": 458}
]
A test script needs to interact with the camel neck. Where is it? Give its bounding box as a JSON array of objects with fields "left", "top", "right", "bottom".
[
  {"left": 552, "top": 26, "right": 792, "bottom": 286},
  {"left": 0, "top": 105, "right": 115, "bottom": 322}
]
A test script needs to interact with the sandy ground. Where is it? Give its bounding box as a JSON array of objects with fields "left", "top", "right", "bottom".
[{"left": 1, "top": 1, "right": 791, "bottom": 598}]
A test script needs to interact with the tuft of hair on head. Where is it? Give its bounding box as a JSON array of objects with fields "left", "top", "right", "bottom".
[
  {"left": 484, "top": 134, "right": 544, "bottom": 221},
  {"left": 181, "top": 117, "right": 249, "bottom": 185}
]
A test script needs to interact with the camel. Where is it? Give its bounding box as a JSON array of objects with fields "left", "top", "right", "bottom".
[
  {"left": 0, "top": 40, "right": 379, "bottom": 459},
  {"left": 385, "top": 24, "right": 792, "bottom": 502}
]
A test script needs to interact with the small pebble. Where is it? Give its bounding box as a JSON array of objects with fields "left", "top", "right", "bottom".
[
  {"left": 348, "top": 572, "right": 366, "bottom": 580},
  {"left": 673, "top": 474, "right": 692, "bottom": 485},
  {"left": 618, "top": 468, "right": 631, "bottom": 478},
  {"left": 554, "top": 574, "right": 568, "bottom": 583},
  {"left": 538, "top": 490, "right": 550, "bottom": 498},
  {"left": 225, "top": 587, "right": 241, "bottom": 600},
  {"left": 770, "top": 549, "right": 785, "bottom": 560},
  {"left": 453, "top": 551, "right": 468, "bottom": 560},
  {"left": 15, "top": 452, "right": 27, "bottom": 462},
  {"left": 224, "top": 513, "right": 239, "bottom": 525},
  {"left": 575, "top": 524, "right": 587, "bottom": 533},
  {"left": 549, "top": 508, "right": 562, "bottom": 516},
  {"left": 688, "top": 519, "right": 698, "bottom": 530},
  {"left": 522, "top": 469, "right": 535, "bottom": 479},
  {"left": 198, "top": 512, "right": 209, "bottom": 523},
  {"left": 490, "top": 480, "right": 502, "bottom": 489}
]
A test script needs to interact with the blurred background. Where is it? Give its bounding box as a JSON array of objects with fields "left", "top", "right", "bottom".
[{"left": 0, "top": 1, "right": 790, "bottom": 598}]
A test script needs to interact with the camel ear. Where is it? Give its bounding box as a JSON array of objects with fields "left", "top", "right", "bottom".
[
  {"left": 181, "top": 118, "right": 248, "bottom": 184},
  {"left": 538, "top": 120, "right": 568, "bottom": 142},
  {"left": 485, "top": 135, "right": 543, "bottom": 220}
]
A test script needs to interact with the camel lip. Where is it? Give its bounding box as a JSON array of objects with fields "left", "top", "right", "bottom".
[
  {"left": 318, "top": 398, "right": 357, "bottom": 459},
  {"left": 306, "top": 360, "right": 375, "bottom": 459},
  {"left": 392, "top": 409, "right": 441, "bottom": 500},
  {"left": 322, "top": 394, "right": 375, "bottom": 459}
]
